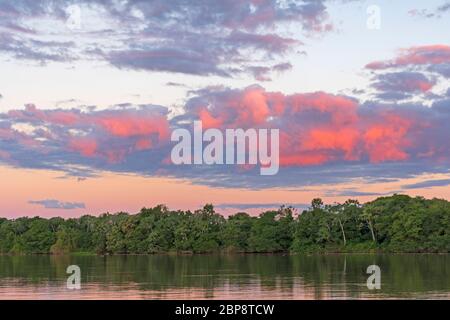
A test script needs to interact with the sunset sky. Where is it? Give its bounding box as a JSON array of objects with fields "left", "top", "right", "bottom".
[{"left": 0, "top": 0, "right": 449, "bottom": 218}]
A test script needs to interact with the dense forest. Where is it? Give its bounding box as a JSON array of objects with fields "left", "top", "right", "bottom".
[{"left": 0, "top": 194, "right": 449, "bottom": 254}]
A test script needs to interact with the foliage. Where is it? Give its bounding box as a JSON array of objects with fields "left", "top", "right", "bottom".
[{"left": 0, "top": 195, "right": 448, "bottom": 254}]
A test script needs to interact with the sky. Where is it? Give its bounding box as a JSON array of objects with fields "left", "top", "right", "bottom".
[{"left": 0, "top": 0, "right": 449, "bottom": 218}]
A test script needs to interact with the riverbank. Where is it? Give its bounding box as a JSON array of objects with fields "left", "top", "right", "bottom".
[
  {"left": 1, "top": 195, "right": 449, "bottom": 255},
  {"left": 1, "top": 246, "right": 449, "bottom": 256}
]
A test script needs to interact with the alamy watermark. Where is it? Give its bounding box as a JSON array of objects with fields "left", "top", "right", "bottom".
[
  {"left": 65, "top": 5, "right": 82, "bottom": 30},
  {"left": 171, "top": 121, "right": 280, "bottom": 175},
  {"left": 366, "top": 264, "right": 381, "bottom": 290},
  {"left": 367, "top": 5, "right": 381, "bottom": 30},
  {"left": 66, "top": 265, "right": 81, "bottom": 290}
]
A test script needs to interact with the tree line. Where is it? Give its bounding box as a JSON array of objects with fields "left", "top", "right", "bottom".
[{"left": 0, "top": 194, "right": 448, "bottom": 254}]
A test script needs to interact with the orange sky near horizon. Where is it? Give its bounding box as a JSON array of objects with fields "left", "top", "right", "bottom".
[{"left": 1, "top": 164, "right": 449, "bottom": 219}]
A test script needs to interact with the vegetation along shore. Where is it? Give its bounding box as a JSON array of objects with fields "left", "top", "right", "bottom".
[{"left": 0, "top": 195, "right": 448, "bottom": 255}]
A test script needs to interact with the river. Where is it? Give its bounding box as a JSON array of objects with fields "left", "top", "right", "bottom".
[{"left": 0, "top": 254, "right": 448, "bottom": 299}]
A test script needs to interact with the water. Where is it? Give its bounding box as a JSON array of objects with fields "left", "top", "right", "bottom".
[{"left": 0, "top": 254, "right": 448, "bottom": 299}]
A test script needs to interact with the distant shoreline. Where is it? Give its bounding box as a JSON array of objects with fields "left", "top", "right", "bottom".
[
  {"left": 1, "top": 195, "right": 449, "bottom": 255},
  {"left": 1, "top": 250, "right": 449, "bottom": 257}
]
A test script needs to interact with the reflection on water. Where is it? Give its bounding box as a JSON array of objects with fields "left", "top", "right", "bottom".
[{"left": 0, "top": 254, "right": 449, "bottom": 299}]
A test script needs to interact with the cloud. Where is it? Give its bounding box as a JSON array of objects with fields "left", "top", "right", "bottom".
[
  {"left": 29, "top": 199, "right": 86, "bottom": 210},
  {"left": 402, "top": 179, "right": 450, "bottom": 189},
  {"left": 181, "top": 85, "right": 440, "bottom": 165},
  {"left": 365, "top": 45, "right": 450, "bottom": 101},
  {"left": 105, "top": 47, "right": 230, "bottom": 77},
  {"left": 3, "top": 103, "right": 170, "bottom": 163},
  {"left": 429, "top": 63, "right": 450, "bottom": 78},
  {"left": 438, "top": 2, "right": 450, "bottom": 13},
  {"left": 323, "top": 189, "right": 393, "bottom": 197},
  {"left": 366, "top": 45, "right": 450, "bottom": 71},
  {"left": 0, "top": 33, "right": 75, "bottom": 64},
  {"left": 370, "top": 71, "right": 436, "bottom": 102},
  {"left": 409, "top": 2, "right": 450, "bottom": 18},
  {"left": 216, "top": 203, "right": 309, "bottom": 210},
  {"left": 1, "top": 84, "right": 450, "bottom": 189},
  {"left": 101, "top": 27, "right": 300, "bottom": 79},
  {"left": 246, "top": 62, "right": 293, "bottom": 82},
  {"left": 0, "top": 0, "right": 334, "bottom": 80},
  {"left": 375, "top": 91, "right": 411, "bottom": 101},
  {"left": 372, "top": 72, "right": 435, "bottom": 93}
]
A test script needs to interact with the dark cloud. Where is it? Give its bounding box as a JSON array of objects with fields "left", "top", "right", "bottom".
[
  {"left": 438, "top": 2, "right": 450, "bottom": 12},
  {"left": 246, "top": 63, "right": 293, "bottom": 81},
  {"left": 402, "top": 179, "right": 450, "bottom": 189},
  {"left": 429, "top": 63, "right": 450, "bottom": 78},
  {"left": 370, "top": 71, "right": 436, "bottom": 101},
  {"left": 101, "top": 25, "right": 300, "bottom": 78},
  {"left": 432, "top": 98, "right": 450, "bottom": 112},
  {"left": 323, "top": 189, "right": 392, "bottom": 197},
  {"left": 409, "top": 2, "right": 450, "bottom": 18},
  {"left": 29, "top": 199, "right": 86, "bottom": 210},
  {"left": 372, "top": 71, "right": 435, "bottom": 93},
  {"left": 105, "top": 47, "right": 230, "bottom": 77},
  {"left": 366, "top": 45, "right": 450, "bottom": 101},
  {"left": 0, "top": 33, "right": 75, "bottom": 63},
  {"left": 216, "top": 203, "right": 309, "bottom": 210},
  {"left": 366, "top": 45, "right": 450, "bottom": 71},
  {"left": 0, "top": 0, "right": 333, "bottom": 79},
  {"left": 375, "top": 91, "right": 411, "bottom": 101}
]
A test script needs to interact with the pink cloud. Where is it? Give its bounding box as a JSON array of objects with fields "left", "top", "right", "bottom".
[
  {"left": 3, "top": 104, "right": 170, "bottom": 164},
  {"left": 366, "top": 44, "right": 450, "bottom": 69},
  {"left": 363, "top": 114, "right": 413, "bottom": 163},
  {"left": 185, "top": 86, "right": 430, "bottom": 167},
  {"left": 95, "top": 115, "right": 169, "bottom": 140},
  {"left": 69, "top": 138, "right": 97, "bottom": 157},
  {"left": 8, "top": 104, "right": 80, "bottom": 125},
  {"left": 0, "top": 150, "right": 10, "bottom": 159},
  {"left": 1, "top": 85, "right": 449, "bottom": 178}
]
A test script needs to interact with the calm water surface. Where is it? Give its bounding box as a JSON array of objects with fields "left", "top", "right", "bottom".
[{"left": 0, "top": 254, "right": 448, "bottom": 299}]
